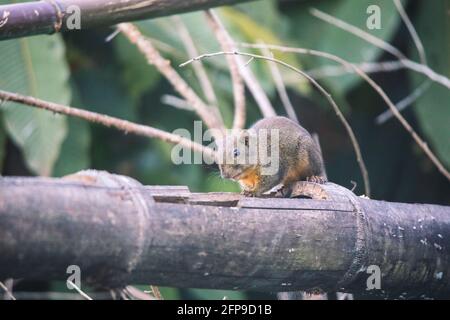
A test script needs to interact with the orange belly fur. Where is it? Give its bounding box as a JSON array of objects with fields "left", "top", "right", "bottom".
[{"left": 238, "top": 167, "right": 260, "bottom": 191}]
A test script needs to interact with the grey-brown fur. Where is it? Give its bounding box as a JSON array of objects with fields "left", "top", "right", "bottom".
[{"left": 219, "top": 116, "right": 326, "bottom": 196}]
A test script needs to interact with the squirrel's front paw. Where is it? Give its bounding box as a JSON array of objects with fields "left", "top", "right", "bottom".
[
  {"left": 306, "top": 175, "right": 327, "bottom": 184},
  {"left": 241, "top": 190, "right": 256, "bottom": 197}
]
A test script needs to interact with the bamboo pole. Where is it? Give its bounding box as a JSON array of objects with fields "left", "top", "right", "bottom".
[
  {"left": 1, "top": 170, "right": 449, "bottom": 298},
  {"left": 0, "top": 0, "right": 256, "bottom": 40}
]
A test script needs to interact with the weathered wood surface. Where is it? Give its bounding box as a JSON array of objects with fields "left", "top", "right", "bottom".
[
  {"left": 0, "top": 170, "right": 449, "bottom": 298},
  {"left": 0, "top": 0, "right": 256, "bottom": 40}
]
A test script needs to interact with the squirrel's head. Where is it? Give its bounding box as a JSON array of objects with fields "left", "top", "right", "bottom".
[{"left": 216, "top": 129, "right": 258, "bottom": 181}]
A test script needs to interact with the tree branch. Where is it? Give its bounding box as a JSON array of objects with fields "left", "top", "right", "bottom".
[
  {"left": 375, "top": 80, "right": 431, "bottom": 125},
  {"left": 173, "top": 16, "right": 219, "bottom": 110},
  {"left": 1, "top": 172, "right": 449, "bottom": 298},
  {"left": 0, "top": 0, "right": 257, "bottom": 40},
  {"left": 0, "top": 89, "right": 216, "bottom": 161},
  {"left": 205, "top": 10, "right": 246, "bottom": 129},
  {"left": 310, "top": 8, "right": 450, "bottom": 90},
  {"left": 117, "top": 22, "right": 225, "bottom": 134},
  {"left": 394, "top": 0, "right": 427, "bottom": 66},
  {"left": 260, "top": 46, "right": 299, "bottom": 123}
]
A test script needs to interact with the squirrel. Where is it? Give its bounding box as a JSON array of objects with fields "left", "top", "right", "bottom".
[{"left": 217, "top": 116, "right": 326, "bottom": 197}]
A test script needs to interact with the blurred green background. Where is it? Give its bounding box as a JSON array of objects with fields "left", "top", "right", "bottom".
[{"left": 0, "top": 0, "right": 449, "bottom": 299}]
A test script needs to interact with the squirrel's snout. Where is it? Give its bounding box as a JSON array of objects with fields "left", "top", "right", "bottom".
[{"left": 219, "top": 165, "right": 234, "bottom": 180}]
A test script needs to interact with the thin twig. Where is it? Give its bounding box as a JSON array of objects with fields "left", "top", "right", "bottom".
[
  {"left": 394, "top": 0, "right": 427, "bottom": 65},
  {"left": 181, "top": 51, "right": 371, "bottom": 196},
  {"left": 298, "top": 58, "right": 429, "bottom": 126},
  {"left": 310, "top": 8, "right": 450, "bottom": 90},
  {"left": 260, "top": 46, "right": 299, "bottom": 123},
  {"left": 378, "top": 0, "right": 428, "bottom": 123},
  {"left": 66, "top": 280, "right": 93, "bottom": 301},
  {"left": 401, "top": 59, "right": 450, "bottom": 89},
  {"left": 310, "top": 8, "right": 406, "bottom": 60},
  {"left": 305, "top": 60, "right": 405, "bottom": 79},
  {"left": 151, "top": 285, "right": 163, "bottom": 300},
  {"left": 295, "top": 59, "right": 428, "bottom": 126},
  {"left": 161, "top": 94, "right": 194, "bottom": 111},
  {"left": 0, "top": 89, "right": 216, "bottom": 161},
  {"left": 173, "top": 16, "right": 219, "bottom": 108},
  {"left": 376, "top": 80, "right": 431, "bottom": 124},
  {"left": 205, "top": 10, "right": 246, "bottom": 129},
  {"left": 201, "top": 13, "right": 275, "bottom": 118},
  {"left": 117, "top": 23, "right": 224, "bottom": 133},
  {"left": 236, "top": 43, "right": 450, "bottom": 181},
  {"left": 237, "top": 56, "right": 276, "bottom": 118},
  {"left": 105, "top": 27, "right": 121, "bottom": 43},
  {"left": 0, "top": 280, "right": 16, "bottom": 300},
  {"left": 244, "top": 57, "right": 254, "bottom": 66}
]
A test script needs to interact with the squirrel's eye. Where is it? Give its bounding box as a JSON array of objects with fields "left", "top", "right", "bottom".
[{"left": 233, "top": 149, "right": 240, "bottom": 157}]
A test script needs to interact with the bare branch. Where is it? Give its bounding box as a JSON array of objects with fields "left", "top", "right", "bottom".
[
  {"left": 205, "top": 10, "right": 246, "bottom": 129},
  {"left": 376, "top": 80, "right": 431, "bottom": 125},
  {"left": 0, "top": 0, "right": 256, "bottom": 41},
  {"left": 376, "top": 0, "right": 428, "bottom": 123},
  {"left": 0, "top": 280, "right": 16, "bottom": 300},
  {"left": 173, "top": 16, "right": 219, "bottom": 108},
  {"left": 3, "top": 175, "right": 450, "bottom": 296},
  {"left": 401, "top": 59, "right": 450, "bottom": 90},
  {"left": 117, "top": 23, "right": 224, "bottom": 133},
  {"left": 310, "top": 8, "right": 450, "bottom": 90},
  {"left": 239, "top": 57, "right": 277, "bottom": 118},
  {"left": 0, "top": 89, "right": 216, "bottom": 161},
  {"left": 286, "top": 58, "right": 429, "bottom": 126},
  {"left": 305, "top": 60, "right": 405, "bottom": 79},
  {"left": 260, "top": 46, "right": 299, "bottom": 123},
  {"left": 200, "top": 11, "right": 275, "bottom": 119},
  {"left": 311, "top": 8, "right": 406, "bottom": 60},
  {"left": 150, "top": 286, "right": 163, "bottom": 300},
  {"left": 161, "top": 94, "right": 194, "bottom": 111},
  {"left": 236, "top": 43, "right": 450, "bottom": 182},
  {"left": 67, "top": 280, "right": 93, "bottom": 301},
  {"left": 181, "top": 51, "right": 371, "bottom": 196},
  {"left": 394, "top": 0, "right": 427, "bottom": 65}
]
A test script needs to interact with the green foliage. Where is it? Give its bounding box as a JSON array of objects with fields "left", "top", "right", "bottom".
[
  {"left": 219, "top": 4, "right": 310, "bottom": 94},
  {"left": 114, "top": 36, "right": 160, "bottom": 102},
  {"left": 409, "top": 0, "right": 450, "bottom": 169},
  {"left": 0, "top": 35, "right": 70, "bottom": 176},
  {"left": 158, "top": 287, "right": 182, "bottom": 300},
  {"left": 53, "top": 85, "right": 91, "bottom": 176},
  {"left": 282, "top": 0, "right": 402, "bottom": 93}
]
